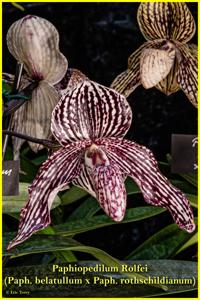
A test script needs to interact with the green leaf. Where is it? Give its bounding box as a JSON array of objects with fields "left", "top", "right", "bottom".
[
  {"left": 3, "top": 235, "right": 166, "bottom": 290},
  {"left": 60, "top": 186, "right": 88, "bottom": 205},
  {"left": 170, "top": 179, "right": 197, "bottom": 194},
  {"left": 11, "top": 2, "right": 25, "bottom": 11},
  {"left": 3, "top": 183, "right": 61, "bottom": 213},
  {"left": 67, "top": 197, "right": 100, "bottom": 221},
  {"left": 3, "top": 260, "right": 197, "bottom": 297},
  {"left": 37, "top": 226, "right": 77, "bottom": 262},
  {"left": 166, "top": 155, "right": 197, "bottom": 188},
  {"left": 53, "top": 250, "right": 77, "bottom": 263},
  {"left": 3, "top": 234, "right": 73, "bottom": 257},
  {"left": 179, "top": 172, "right": 197, "bottom": 187},
  {"left": 176, "top": 232, "right": 198, "bottom": 255},
  {"left": 126, "top": 222, "right": 197, "bottom": 260},
  {"left": 186, "top": 194, "right": 197, "bottom": 208},
  {"left": 20, "top": 158, "right": 38, "bottom": 182},
  {"left": 3, "top": 145, "right": 13, "bottom": 160},
  {"left": 31, "top": 155, "right": 48, "bottom": 166},
  {"left": 4, "top": 206, "right": 165, "bottom": 248},
  {"left": 52, "top": 206, "right": 165, "bottom": 236},
  {"left": 125, "top": 177, "right": 140, "bottom": 195},
  {"left": 3, "top": 80, "right": 12, "bottom": 95}
]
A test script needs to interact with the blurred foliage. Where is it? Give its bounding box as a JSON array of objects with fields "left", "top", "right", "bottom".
[{"left": 11, "top": 3, "right": 25, "bottom": 11}]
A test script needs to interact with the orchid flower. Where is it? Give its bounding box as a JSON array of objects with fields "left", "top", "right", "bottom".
[
  {"left": 5, "top": 15, "right": 68, "bottom": 158},
  {"left": 111, "top": 2, "right": 197, "bottom": 107},
  {"left": 7, "top": 80, "right": 195, "bottom": 250}
]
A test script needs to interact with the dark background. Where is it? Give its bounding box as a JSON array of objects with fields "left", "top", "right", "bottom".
[{"left": 3, "top": 2, "right": 197, "bottom": 160}]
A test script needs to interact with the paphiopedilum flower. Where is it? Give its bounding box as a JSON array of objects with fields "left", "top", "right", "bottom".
[
  {"left": 111, "top": 2, "right": 197, "bottom": 107},
  {"left": 7, "top": 80, "right": 195, "bottom": 250},
  {"left": 5, "top": 15, "right": 68, "bottom": 157}
]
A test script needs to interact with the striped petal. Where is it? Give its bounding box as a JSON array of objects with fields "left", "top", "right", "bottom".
[
  {"left": 52, "top": 80, "right": 132, "bottom": 145},
  {"left": 138, "top": 3, "right": 196, "bottom": 43},
  {"left": 110, "top": 43, "right": 147, "bottom": 96},
  {"left": 72, "top": 164, "right": 96, "bottom": 198},
  {"left": 92, "top": 163, "right": 126, "bottom": 221},
  {"left": 55, "top": 68, "right": 88, "bottom": 96},
  {"left": 7, "top": 141, "right": 87, "bottom": 250},
  {"left": 100, "top": 138, "right": 195, "bottom": 233},
  {"left": 155, "top": 57, "right": 180, "bottom": 95},
  {"left": 11, "top": 81, "right": 59, "bottom": 154},
  {"left": 176, "top": 43, "right": 197, "bottom": 108},
  {"left": 140, "top": 41, "right": 175, "bottom": 89},
  {"left": 7, "top": 15, "right": 68, "bottom": 84},
  {"left": 110, "top": 69, "right": 140, "bottom": 98},
  {"left": 110, "top": 40, "right": 164, "bottom": 97},
  {"left": 84, "top": 147, "right": 126, "bottom": 222}
]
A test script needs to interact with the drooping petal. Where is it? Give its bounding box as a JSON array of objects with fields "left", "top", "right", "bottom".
[
  {"left": 55, "top": 68, "right": 88, "bottom": 96},
  {"left": 81, "top": 144, "right": 126, "bottom": 221},
  {"left": 110, "top": 68, "right": 140, "bottom": 98},
  {"left": 51, "top": 80, "right": 132, "bottom": 145},
  {"left": 110, "top": 43, "right": 147, "bottom": 96},
  {"left": 176, "top": 43, "right": 197, "bottom": 108},
  {"left": 7, "top": 15, "right": 68, "bottom": 84},
  {"left": 155, "top": 57, "right": 180, "bottom": 95},
  {"left": 140, "top": 41, "right": 175, "bottom": 89},
  {"left": 11, "top": 81, "right": 60, "bottom": 154},
  {"left": 7, "top": 141, "right": 88, "bottom": 250},
  {"left": 99, "top": 138, "right": 195, "bottom": 233},
  {"left": 88, "top": 162, "right": 126, "bottom": 221},
  {"left": 72, "top": 164, "right": 96, "bottom": 198},
  {"left": 110, "top": 40, "right": 164, "bottom": 97},
  {"left": 137, "top": 3, "right": 196, "bottom": 43}
]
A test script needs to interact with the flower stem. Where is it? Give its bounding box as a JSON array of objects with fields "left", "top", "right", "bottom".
[{"left": 3, "top": 130, "right": 60, "bottom": 149}]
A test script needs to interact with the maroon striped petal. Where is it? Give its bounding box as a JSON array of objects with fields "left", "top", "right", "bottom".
[
  {"left": 7, "top": 141, "right": 88, "bottom": 250},
  {"left": 91, "top": 162, "right": 126, "bottom": 221},
  {"left": 51, "top": 80, "right": 132, "bottom": 145},
  {"left": 138, "top": 3, "right": 196, "bottom": 43},
  {"left": 7, "top": 15, "right": 68, "bottom": 84},
  {"left": 99, "top": 138, "right": 195, "bottom": 233},
  {"left": 72, "top": 164, "right": 96, "bottom": 198},
  {"left": 84, "top": 144, "right": 126, "bottom": 221}
]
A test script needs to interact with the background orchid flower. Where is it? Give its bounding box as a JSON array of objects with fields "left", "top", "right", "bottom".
[
  {"left": 111, "top": 2, "right": 197, "bottom": 108},
  {"left": 7, "top": 80, "right": 195, "bottom": 250},
  {"left": 5, "top": 15, "right": 68, "bottom": 158},
  {"left": 55, "top": 68, "right": 88, "bottom": 96}
]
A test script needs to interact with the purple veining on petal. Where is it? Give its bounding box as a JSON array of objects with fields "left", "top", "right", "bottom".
[
  {"left": 7, "top": 80, "right": 195, "bottom": 250},
  {"left": 51, "top": 80, "right": 132, "bottom": 145},
  {"left": 84, "top": 144, "right": 126, "bottom": 221},
  {"left": 21, "top": 15, "right": 37, "bottom": 23},
  {"left": 98, "top": 137, "right": 195, "bottom": 233}
]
